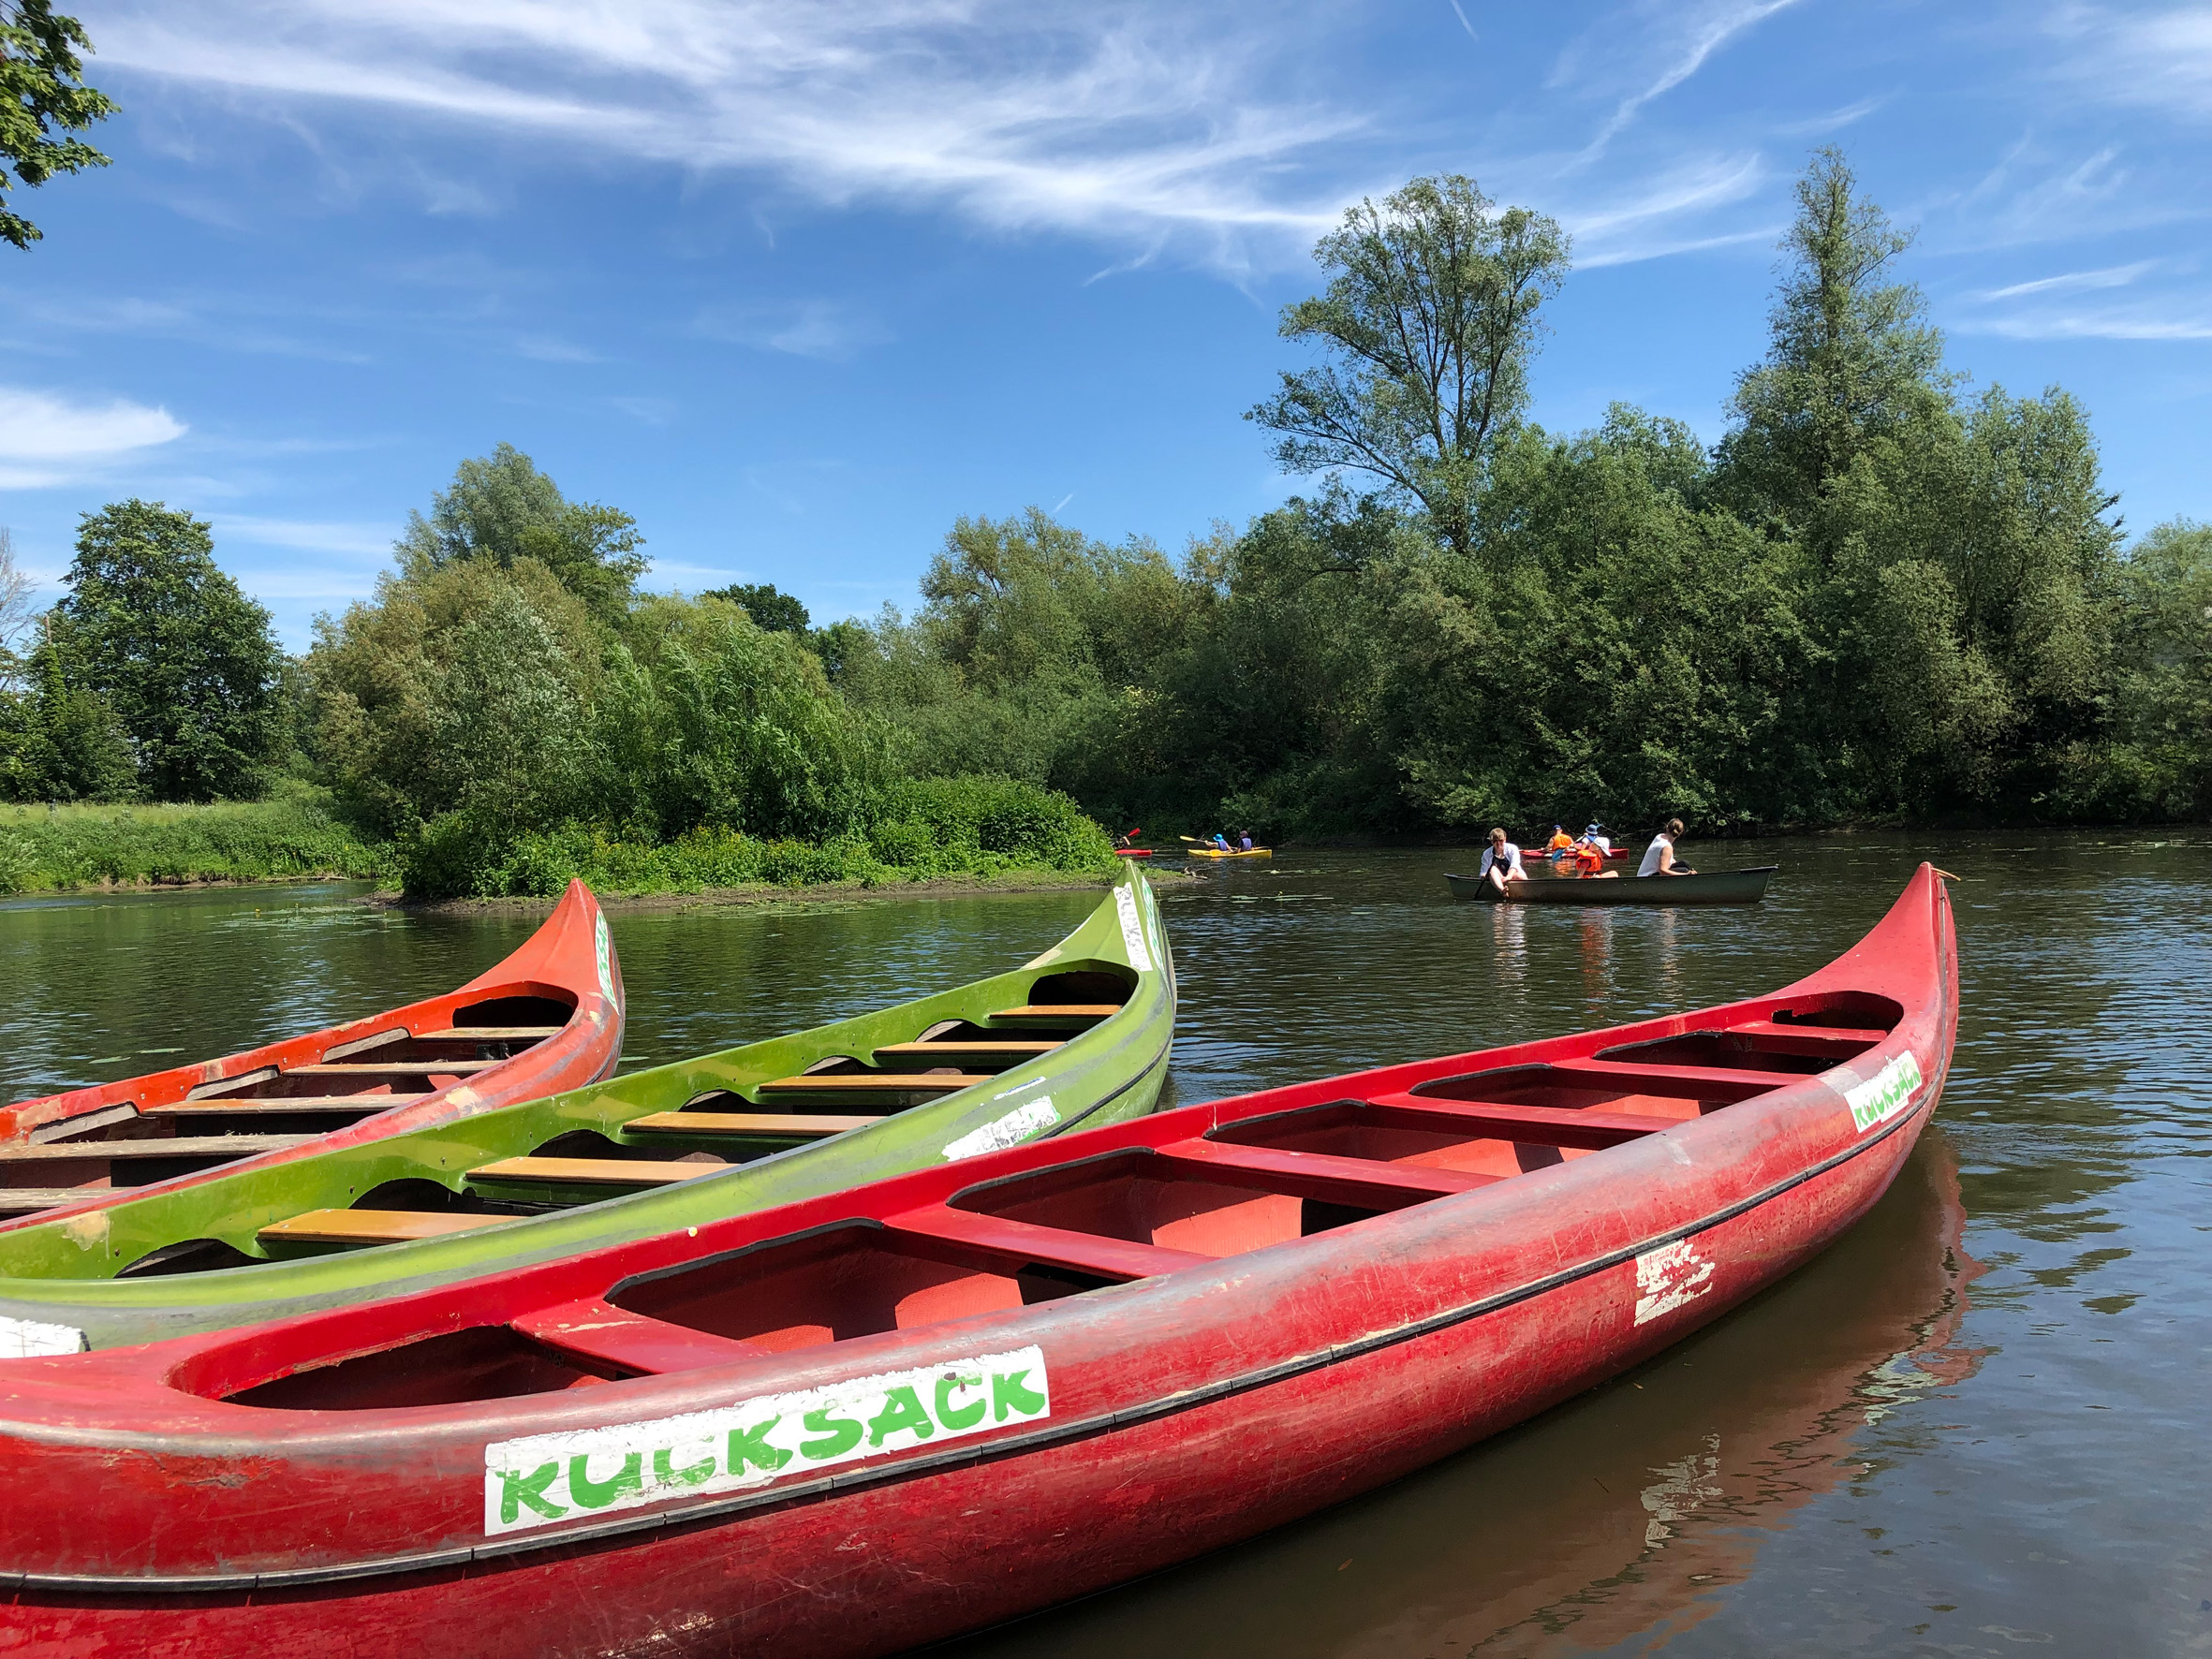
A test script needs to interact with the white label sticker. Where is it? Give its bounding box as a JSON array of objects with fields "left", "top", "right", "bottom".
[
  {"left": 595, "top": 914, "right": 616, "bottom": 1003},
  {"left": 1113, "top": 886, "right": 1154, "bottom": 974},
  {"left": 0, "top": 1314, "right": 87, "bottom": 1358},
  {"left": 1844, "top": 1050, "right": 1924, "bottom": 1135},
  {"left": 1633, "top": 1240, "right": 1717, "bottom": 1326},
  {"left": 483, "top": 1345, "right": 1050, "bottom": 1535},
  {"left": 943, "top": 1095, "right": 1059, "bottom": 1161}
]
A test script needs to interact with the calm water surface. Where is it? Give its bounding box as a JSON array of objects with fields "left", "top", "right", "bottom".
[{"left": 1, "top": 831, "right": 2205, "bottom": 1656}]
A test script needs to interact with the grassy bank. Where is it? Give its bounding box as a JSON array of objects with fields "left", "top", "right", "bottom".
[
  {"left": 0, "top": 795, "right": 391, "bottom": 894},
  {"left": 403, "top": 775, "right": 1121, "bottom": 900}
]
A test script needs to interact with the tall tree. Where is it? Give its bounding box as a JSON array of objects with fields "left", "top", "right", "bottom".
[
  {"left": 0, "top": 1, "right": 115, "bottom": 250},
  {"left": 1247, "top": 174, "right": 1570, "bottom": 559},
  {"left": 47, "top": 501, "right": 285, "bottom": 800},
  {"left": 704, "top": 581, "right": 809, "bottom": 634},
  {"left": 1717, "top": 148, "right": 1949, "bottom": 524},
  {"left": 0, "top": 523, "right": 33, "bottom": 688},
  {"left": 397, "top": 444, "right": 647, "bottom": 623}
]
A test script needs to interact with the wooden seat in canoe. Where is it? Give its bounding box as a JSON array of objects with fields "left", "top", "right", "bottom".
[
  {"left": 466, "top": 1157, "right": 723, "bottom": 1191},
  {"left": 987, "top": 1004, "right": 1122, "bottom": 1024},
  {"left": 872, "top": 1040, "right": 1059, "bottom": 1066},
  {"left": 273, "top": 1061, "right": 500, "bottom": 1079},
  {"left": 0, "top": 1188, "right": 99, "bottom": 1215},
  {"left": 258, "top": 1210, "right": 505, "bottom": 1247},
  {"left": 754, "top": 1074, "right": 995, "bottom": 1098},
  {"left": 625, "top": 1112, "right": 882, "bottom": 1138},
  {"left": 145, "top": 1096, "right": 430, "bottom": 1121},
  {"left": 411, "top": 1026, "right": 565, "bottom": 1042},
  {"left": 0, "top": 1135, "right": 315, "bottom": 1166}
]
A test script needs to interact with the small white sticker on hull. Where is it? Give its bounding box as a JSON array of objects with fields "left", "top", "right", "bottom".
[
  {"left": 1113, "top": 887, "right": 1154, "bottom": 973},
  {"left": 1845, "top": 1050, "right": 1924, "bottom": 1135},
  {"left": 595, "top": 913, "right": 616, "bottom": 1003},
  {"left": 1634, "top": 1240, "right": 1717, "bottom": 1326},
  {"left": 483, "top": 1344, "right": 1051, "bottom": 1535},
  {"left": 943, "top": 1095, "right": 1059, "bottom": 1161},
  {"left": 0, "top": 1314, "right": 87, "bottom": 1358}
]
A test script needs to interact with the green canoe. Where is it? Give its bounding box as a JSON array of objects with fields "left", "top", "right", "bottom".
[
  {"left": 0, "top": 870, "right": 1173, "bottom": 1355},
  {"left": 1445, "top": 865, "right": 1779, "bottom": 905}
]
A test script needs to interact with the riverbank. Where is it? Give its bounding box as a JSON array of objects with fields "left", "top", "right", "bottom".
[
  {"left": 0, "top": 797, "right": 390, "bottom": 894},
  {"left": 376, "top": 863, "right": 1195, "bottom": 915}
]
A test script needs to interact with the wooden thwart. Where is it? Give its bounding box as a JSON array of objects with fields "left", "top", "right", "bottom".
[
  {"left": 988, "top": 1005, "right": 1122, "bottom": 1023},
  {"left": 147, "top": 1097, "right": 421, "bottom": 1120},
  {"left": 258, "top": 1210, "right": 503, "bottom": 1246},
  {"left": 0, "top": 1134, "right": 314, "bottom": 1164},
  {"left": 873, "top": 1040, "right": 1059, "bottom": 1064},
  {"left": 626, "top": 1111, "right": 881, "bottom": 1138},
  {"left": 0, "top": 1189, "right": 96, "bottom": 1215},
  {"left": 756, "top": 1074, "right": 994, "bottom": 1096},
  {"left": 414, "top": 1026, "right": 565, "bottom": 1042},
  {"left": 278, "top": 1061, "right": 498, "bottom": 1079},
  {"left": 467, "top": 1156, "right": 721, "bottom": 1189}
]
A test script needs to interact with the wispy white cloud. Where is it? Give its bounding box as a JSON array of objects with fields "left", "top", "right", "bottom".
[
  {"left": 211, "top": 515, "right": 396, "bottom": 557},
  {"left": 1972, "top": 259, "right": 2160, "bottom": 300},
  {"left": 92, "top": 1, "right": 1358, "bottom": 270},
  {"left": 1775, "top": 94, "right": 1888, "bottom": 138},
  {"left": 1961, "top": 301, "right": 2212, "bottom": 341},
  {"left": 1554, "top": 0, "right": 1803, "bottom": 160},
  {"left": 513, "top": 333, "right": 605, "bottom": 363},
  {"left": 695, "top": 299, "right": 891, "bottom": 360},
  {"left": 2049, "top": 3, "right": 2212, "bottom": 124},
  {"left": 1559, "top": 152, "right": 1772, "bottom": 266},
  {"left": 0, "top": 388, "right": 188, "bottom": 490}
]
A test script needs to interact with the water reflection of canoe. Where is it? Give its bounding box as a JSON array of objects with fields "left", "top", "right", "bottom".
[
  {"left": 0, "top": 869, "right": 1954, "bottom": 1656},
  {"left": 0, "top": 879, "right": 625, "bottom": 1217},
  {"left": 1447, "top": 865, "right": 1778, "bottom": 905},
  {"left": 0, "top": 870, "right": 1173, "bottom": 1354}
]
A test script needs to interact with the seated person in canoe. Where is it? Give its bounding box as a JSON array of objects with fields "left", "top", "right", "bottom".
[
  {"left": 1571, "top": 827, "right": 1619, "bottom": 878},
  {"left": 1638, "top": 817, "right": 1698, "bottom": 877},
  {"left": 1478, "top": 827, "right": 1526, "bottom": 893},
  {"left": 1544, "top": 824, "right": 1575, "bottom": 863},
  {"left": 1238, "top": 829, "right": 1255, "bottom": 852}
]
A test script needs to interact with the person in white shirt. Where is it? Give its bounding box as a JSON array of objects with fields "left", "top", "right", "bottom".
[
  {"left": 1638, "top": 817, "right": 1698, "bottom": 877},
  {"left": 1479, "top": 827, "right": 1526, "bottom": 893}
]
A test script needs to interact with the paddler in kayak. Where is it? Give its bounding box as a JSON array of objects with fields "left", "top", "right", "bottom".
[
  {"left": 1479, "top": 828, "right": 1526, "bottom": 894},
  {"left": 1571, "top": 826, "right": 1620, "bottom": 878},
  {"left": 1544, "top": 824, "right": 1575, "bottom": 864},
  {"left": 1638, "top": 817, "right": 1698, "bottom": 877}
]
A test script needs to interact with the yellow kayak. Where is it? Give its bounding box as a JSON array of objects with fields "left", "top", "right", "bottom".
[{"left": 1187, "top": 846, "right": 1273, "bottom": 859}]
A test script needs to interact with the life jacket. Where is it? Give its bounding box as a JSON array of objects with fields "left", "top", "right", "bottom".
[
  {"left": 1547, "top": 830, "right": 1574, "bottom": 852},
  {"left": 1572, "top": 841, "right": 1607, "bottom": 875}
]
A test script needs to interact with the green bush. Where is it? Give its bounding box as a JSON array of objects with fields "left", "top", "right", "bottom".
[{"left": 0, "top": 793, "right": 390, "bottom": 894}]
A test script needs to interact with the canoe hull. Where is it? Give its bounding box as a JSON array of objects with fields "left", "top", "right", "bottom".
[
  {"left": 0, "top": 872, "right": 1954, "bottom": 1658},
  {"left": 1448, "top": 866, "right": 1777, "bottom": 905},
  {"left": 1187, "top": 847, "right": 1272, "bottom": 860}
]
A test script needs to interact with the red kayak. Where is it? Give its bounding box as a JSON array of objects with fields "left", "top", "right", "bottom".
[
  {"left": 0, "top": 868, "right": 1954, "bottom": 1658},
  {"left": 0, "top": 880, "right": 624, "bottom": 1224},
  {"left": 1111, "top": 848, "right": 1154, "bottom": 858}
]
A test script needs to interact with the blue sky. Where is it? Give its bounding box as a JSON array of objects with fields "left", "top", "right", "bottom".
[{"left": 2, "top": 0, "right": 2208, "bottom": 648}]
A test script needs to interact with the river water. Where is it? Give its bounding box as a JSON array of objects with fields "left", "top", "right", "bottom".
[{"left": 1, "top": 830, "right": 2205, "bottom": 1655}]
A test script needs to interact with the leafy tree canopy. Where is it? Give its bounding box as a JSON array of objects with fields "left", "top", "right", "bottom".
[
  {"left": 0, "top": 0, "right": 115, "bottom": 250},
  {"left": 1247, "top": 174, "right": 1571, "bottom": 560},
  {"left": 704, "top": 581, "right": 809, "bottom": 634},
  {"left": 1718, "top": 147, "right": 1950, "bottom": 525},
  {"left": 44, "top": 501, "right": 286, "bottom": 800},
  {"left": 396, "top": 443, "right": 647, "bottom": 623}
]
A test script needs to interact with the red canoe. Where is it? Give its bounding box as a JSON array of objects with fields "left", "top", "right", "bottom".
[
  {"left": 0, "top": 867, "right": 1955, "bottom": 1658},
  {"left": 0, "top": 880, "right": 624, "bottom": 1225}
]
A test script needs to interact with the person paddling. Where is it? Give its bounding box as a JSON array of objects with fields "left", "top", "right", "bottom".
[
  {"left": 1638, "top": 818, "right": 1697, "bottom": 877},
  {"left": 1544, "top": 824, "right": 1574, "bottom": 863},
  {"left": 1479, "top": 828, "right": 1526, "bottom": 894}
]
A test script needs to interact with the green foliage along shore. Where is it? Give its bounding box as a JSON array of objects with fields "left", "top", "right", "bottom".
[
  {"left": 0, "top": 794, "right": 387, "bottom": 895},
  {"left": 4, "top": 148, "right": 2209, "bottom": 901}
]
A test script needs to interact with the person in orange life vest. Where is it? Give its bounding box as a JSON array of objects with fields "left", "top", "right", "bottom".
[
  {"left": 1572, "top": 828, "right": 1620, "bottom": 878},
  {"left": 1544, "top": 824, "right": 1575, "bottom": 863}
]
